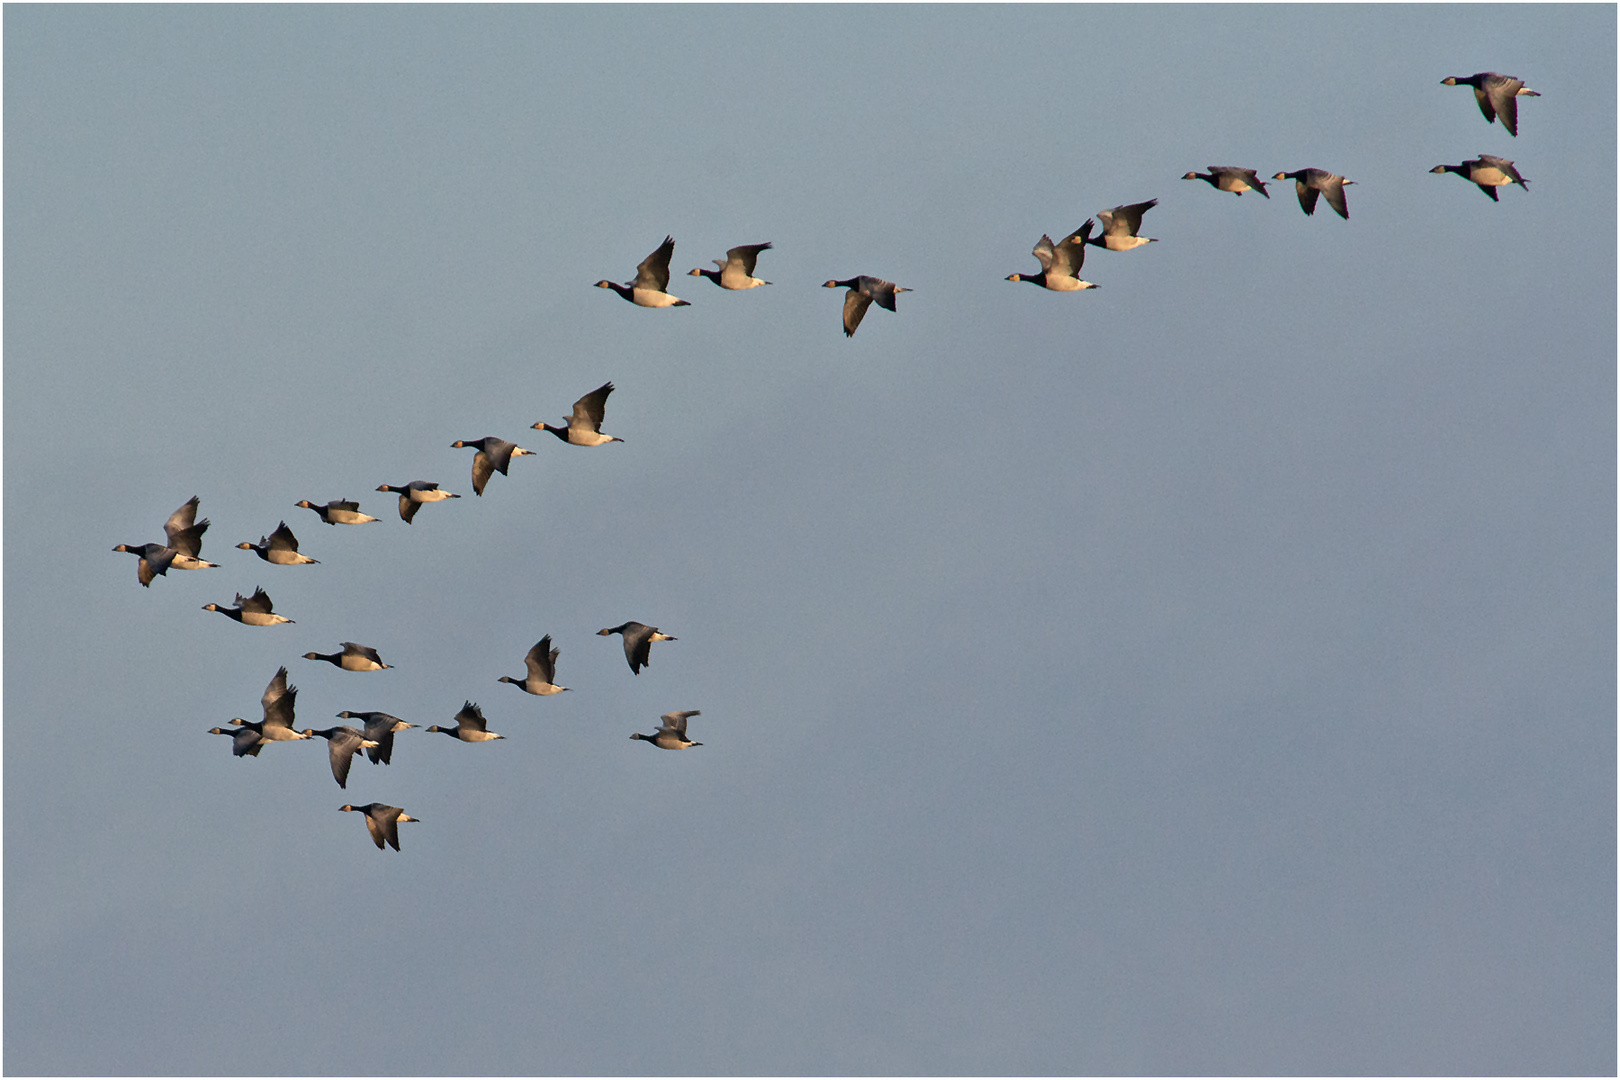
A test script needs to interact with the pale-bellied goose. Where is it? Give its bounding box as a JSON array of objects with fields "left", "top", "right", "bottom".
[
  {"left": 822, "top": 276, "right": 912, "bottom": 337},
  {"left": 688, "top": 243, "right": 773, "bottom": 289},
  {"left": 304, "top": 642, "right": 392, "bottom": 672},
  {"left": 598, "top": 621, "right": 676, "bottom": 675},
  {"left": 202, "top": 586, "right": 294, "bottom": 626},
  {"left": 533, "top": 382, "right": 622, "bottom": 446},
  {"left": 1182, "top": 167, "right": 1270, "bottom": 197},
  {"left": 1442, "top": 72, "right": 1539, "bottom": 137},
  {"left": 163, "top": 496, "right": 220, "bottom": 570},
  {"left": 1087, "top": 200, "right": 1159, "bottom": 251},
  {"left": 208, "top": 724, "right": 266, "bottom": 757},
  {"left": 630, "top": 710, "right": 703, "bottom": 749},
  {"left": 1273, "top": 169, "right": 1354, "bottom": 219},
  {"left": 336, "top": 711, "right": 419, "bottom": 764},
  {"left": 499, "top": 635, "right": 569, "bottom": 695},
  {"left": 339, "top": 803, "right": 419, "bottom": 851},
  {"left": 304, "top": 726, "right": 379, "bottom": 788},
  {"left": 1006, "top": 221, "right": 1099, "bottom": 291},
  {"left": 227, "top": 666, "right": 310, "bottom": 743},
  {"left": 376, "top": 481, "right": 460, "bottom": 524},
  {"left": 450, "top": 437, "right": 534, "bottom": 496},
  {"left": 1430, "top": 155, "right": 1530, "bottom": 201},
  {"left": 112, "top": 542, "right": 179, "bottom": 587},
  {"left": 595, "top": 235, "right": 690, "bottom": 307},
  {"left": 426, "top": 701, "right": 505, "bottom": 742},
  {"left": 237, "top": 521, "right": 319, "bottom": 565},
  {"left": 296, "top": 499, "right": 379, "bottom": 525}
]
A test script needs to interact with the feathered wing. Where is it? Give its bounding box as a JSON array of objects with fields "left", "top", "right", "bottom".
[
  {"left": 268, "top": 521, "right": 302, "bottom": 554},
  {"left": 165, "top": 497, "right": 200, "bottom": 537},
  {"left": 240, "top": 587, "right": 276, "bottom": 616},
  {"left": 571, "top": 383, "right": 614, "bottom": 433},
  {"left": 1320, "top": 178, "right": 1350, "bottom": 220},
  {"left": 525, "top": 636, "right": 558, "bottom": 683},
  {"left": 1030, "top": 234, "right": 1057, "bottom": 272},
  {"left": 1100, "top": 200, "right": 1156, "bottom": 237},
  {"left": 455, "top": 701, "right": 488, "bottom": 733},
  {"left": 634, "top": 236, "right": 677, "bottom": 292},
  {"left": 660, "top": 710, "right": 700, "bottom": 735},
  {"left": 729, "top": 243, "right": 771, "bottom": 276},
  {"left": 469, "top": 450, "right": 495, "bottom": 496},
  {"left": 261, "top": 667, "right": 297, "bottom": 730},
  {"left": 841, "top": 289, "right": 873, "bottom": 337},
  {"left": 1294, "top": 179, "right": 1321, "bottom": 216}
]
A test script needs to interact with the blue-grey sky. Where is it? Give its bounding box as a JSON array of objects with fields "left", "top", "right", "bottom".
[{"left": 6, "top": 5, "right": 1614, "bottom": 1074}]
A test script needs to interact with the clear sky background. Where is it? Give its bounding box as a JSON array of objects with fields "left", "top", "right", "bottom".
[{"left": 5, "top": 5, "right": 1614, "bottom": 1075}]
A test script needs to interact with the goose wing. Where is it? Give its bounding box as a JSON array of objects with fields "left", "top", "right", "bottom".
[
  {"left": 229, "top": 726, "right": 266, "bottom": 757},
  {"left": 1319, "top": 176, "right": 1350, "bottom": 219},
  {"left": 267, "top": 521, "right": 301, "bottom": 553},
  {"left": 454, "top": 701, "right": 488, "bottom": 732},
  {"left": 261, "top": 669, "right": 298, "bottom": 731},
  {"left": 660, "top": 710, "right": 700, "bottom": 735},
  {"left": 136, "top": 545, "right": 178, "bottom": 586},
  {"left": 341, "top": 643, "right": 386, "bottom": 665},
  {"left": 634, "top": 236, "right": 677, "bottom": 292},
  {"left": 1049, "top": 223, "right": 1093, "bottom": 277},
  {"left": 167, "top": 518, "right": 210, "bottom": 558},
  {"left": 164, "top": 497, "right": 200, "bottom": 538},
  {"left": 727, "top": 242, "right": 772, "bottom": 276},
  {"left": 239, "top": 587, "right": 276, "bottom": 616},
  {"left": 524, "top": 636, "right": 559, "bottom": 683},
  {"left": 571, "top": 382, "right": 614, "bottom": 434},
  {"left": 841, "top": 289, "right": 874, "bottom": 336},
  {"left": 1030, "top": 234, "right": 1057, "bottom": 272},
  {"left": 468, "top": 449, "right": 495, "bottom": 496},
  {"left": 1098, "top": 200, "right": 1156, "bottom": 237},
  {"left": 1293, "top": 176, "right": 1321, "bottom": 216}
]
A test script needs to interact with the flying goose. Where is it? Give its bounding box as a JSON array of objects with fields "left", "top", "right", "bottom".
[
  {"left": 336, "top": 711, "right": 419, "bottom": 764},
  {"left": 163, "top": 496, "right": 220, "bottom": 570},
  {"left": 237, "top": 521, "right": 319, "bottom": 565},
  {"left": 533, "top": 382, "right": 622, "bottom": 446},
  {"left": 598, "top": 621, "right": 676, "bottom": 675},
  {"left": 295, "top": 499, "right": 379, "bottom": 525},
  {"left": 450, "top": 437, "right": 534, "bottom": 496},
  {"left": 1430, "top": 155, "right": 1530, "bottom": 201},
  {"left": 1442, "top": 72, "right": 1540, "bottom": 137},
  {"left": 426, "top": 701, "right": 505, "bottom": 742},
  {"left": 303, "top": 642, "right": 393, "bottom": 672},
  {"left": 688, "top": 243, "right": 773, "bottom": 289},
  {"left": 376, "top": 481, "right": 460, "bottom": 524},
  {"left": 1182, "top": 166, "right": 1270, "bottom": 197},
  {"left": 630, "top": 710, "right": 703, "bottom": 749},
  {"left": 339, "top": 803, "right": 419, "bottom": 851},
  {"left": 1006, "top": 221, "right": 1099, "bottom": 291},
  {"left": 499, "top": 635, "right": 569, "bottom": 695},
  {"left": 304, "top": 726, "right": 379, "bottom": 788},
  {"left": 202, "top": 586, "right": 294, "bottom": 626},
  {"left": 227, "top": 666, "right": 310, "bottom": 743},
  {"left": 595, "top": 235, "right": 690, "bottom": 307},
  {"left": 112, "top": 541, "right": 179, "bottom": 587},
  {"left": 822, "top": 276, "right": 912, "bottom": 337},
  {"left": 1273, "top": 169, "right": 1354, "bottom": 219},
  {"left": 208, "top": 724, "right": 267, "bottom": 757},
  {"left": 1087, "top": 200, "right": 1159, "bottom": 251}
]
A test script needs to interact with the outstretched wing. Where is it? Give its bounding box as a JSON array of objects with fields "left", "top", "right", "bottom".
[
  {"left": 660, "top": 710, "right": 700, "bottom": 735},
  {"left": 634, "top": 236, "right": 677, "bottom": 292},
  {"left": 525, "top": 636, "right": 558, "bottom": 683},
  {"left": 164, "top": 497, "right": 200, "bottom": 539},
  {"left": 571, "top": 382, "right": 614, "bottom": 433}
]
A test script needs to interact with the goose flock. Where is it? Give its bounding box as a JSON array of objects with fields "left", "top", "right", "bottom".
[{"left": 116, "top": 71, "right": 1537, "bottom": 852}]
